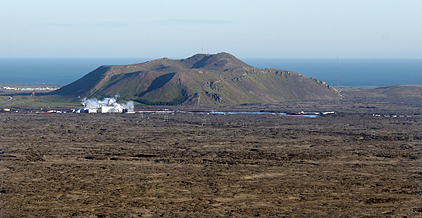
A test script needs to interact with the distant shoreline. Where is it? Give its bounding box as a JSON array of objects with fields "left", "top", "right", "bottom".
[
  {"left": 334, "top": 84, "right": 422, "bottom": 92},
  {"left": 2, "top": 82, "right": 422, "bottom": 90},
  {"left": 0, "top": 83, "right": 63, "bottom": 88},
  {"left": 2, "top": 82, "right": 422, "bottom": 89},
  {"left": 2, "top": 83, "right": 422, "bottom": 96},
  {"left": 0, "top": 83, "right": 63, "bottom": 95},
  {"left": 1, "top": 58, "right": 421, "bottom": 86}
]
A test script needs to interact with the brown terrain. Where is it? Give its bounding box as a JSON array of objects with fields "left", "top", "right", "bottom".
[
  {"left": 341, "top": 85, "right": 422, "bottom": 98},
  {"left": 1, "top": 96, "right": 421, "bottom": 217}
]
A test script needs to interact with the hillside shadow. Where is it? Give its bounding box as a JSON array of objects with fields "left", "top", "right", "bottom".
[
  {"left": 138, "top": 73, "right": 175, "bottom": 97},
  {"left": 49, "top": 66, "right": 111, "bottom": 96},
  {"left": 191, "top": 56, "right": 213, "bottom": 69}
]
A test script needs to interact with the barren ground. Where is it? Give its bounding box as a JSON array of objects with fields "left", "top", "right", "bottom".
[{"left": 1, "top": 97, "right": 421, "bottom": 217}]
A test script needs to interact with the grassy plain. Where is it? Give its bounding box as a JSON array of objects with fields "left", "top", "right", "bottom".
[{"left": 0, "top": 95, "right": 80, "bottom": 108}]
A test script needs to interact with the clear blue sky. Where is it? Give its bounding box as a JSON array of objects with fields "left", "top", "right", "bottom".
[{"left": 1, "top": 0, "right": 421, "bottom": 58}]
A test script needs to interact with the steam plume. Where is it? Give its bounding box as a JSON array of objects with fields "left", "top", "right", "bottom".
[{"left": 81, "top": 96, "right": 134, "bottom": 110}]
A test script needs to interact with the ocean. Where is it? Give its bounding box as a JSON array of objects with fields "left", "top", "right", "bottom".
[
  {"left": 0, "top": 58, "right": 421, "bottom": 86},
  {"left": 243, "top": 58, "right": 422, "bottom": 86},
  {"left": 0, "top": 58, "right": 149, "bottom": 85}
]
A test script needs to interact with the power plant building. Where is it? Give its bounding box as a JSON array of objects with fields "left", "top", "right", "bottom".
[
  {"left": 99, "top": 106, "right": 122, "bottom": 113},
  {"left": 87, "top": 109, "right": 98, "bottom": 113}
]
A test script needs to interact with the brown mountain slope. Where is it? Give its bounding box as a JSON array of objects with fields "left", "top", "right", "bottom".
[{"left": 52, "top": 53, "right": 342, "bottom": 105}]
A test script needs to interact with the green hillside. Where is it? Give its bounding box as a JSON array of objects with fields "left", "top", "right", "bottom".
[{"left": 52, "top": 53, "right": 342, "bottom": 105}]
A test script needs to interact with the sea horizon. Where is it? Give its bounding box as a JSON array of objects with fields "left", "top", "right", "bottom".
[{"left": 1, "top": 57, "right": 421, "bottom": 87}]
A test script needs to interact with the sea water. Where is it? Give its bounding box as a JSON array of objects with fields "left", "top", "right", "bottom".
[
  {"left": 0, "top": 58, "right": 150, "bottom": 85},
  {"left": 0, "top": 58, "right": 421, "bottom": 86},
  {"left": 243, "top": 58, "right": 422, "bottom": 86}
]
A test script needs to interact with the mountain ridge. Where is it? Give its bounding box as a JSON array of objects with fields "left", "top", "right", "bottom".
[{"left": 52, "top": 52, "right": 342, "bottom": 105}]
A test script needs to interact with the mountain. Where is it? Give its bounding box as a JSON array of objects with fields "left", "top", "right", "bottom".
[{"left": 52, "top": 52, "right": 342, "bottom": 105}]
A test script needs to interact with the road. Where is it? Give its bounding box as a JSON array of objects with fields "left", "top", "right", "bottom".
[{"left": 0, "top": 96, "right": 13, "bottom": 103}]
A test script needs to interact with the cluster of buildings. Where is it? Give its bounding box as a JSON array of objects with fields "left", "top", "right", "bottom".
[
  {"left": 2, "top": 86, "right": 59, "bottom": 91},
  {"left": 73, "top": 105, "right": 135, "bottom": 114},
  {"left": 373, "top": 113, "right": 412, "bottom": 118}
]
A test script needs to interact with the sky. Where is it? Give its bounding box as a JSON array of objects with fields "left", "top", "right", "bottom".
[{"left": 0, "top": 0, "right": 421, "bottom": 59}]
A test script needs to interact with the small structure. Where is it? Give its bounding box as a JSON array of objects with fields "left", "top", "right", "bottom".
[
  {"left": 73, "top": 108, "right": 85, "bottom": 113},
  {"left": 123, "top": 108, "right": 135, "bottom": 113},
  {"left": 99, "top": 106, "right": 122, "bottom": 113},
  {"left": 87, "top": 109, "right": 98, "bottom": 113}
]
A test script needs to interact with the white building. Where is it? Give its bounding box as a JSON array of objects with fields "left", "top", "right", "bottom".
[
  {"left": 87, "top": 109, "right": 98, "bottom": 113},
  {"left": 99, "top": 106, "right": 122, "bottom": 113}
]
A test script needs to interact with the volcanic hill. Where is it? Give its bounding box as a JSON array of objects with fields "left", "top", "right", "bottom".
[{"left": 53, "top": 52, "right": 342, "bottom": 105}]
